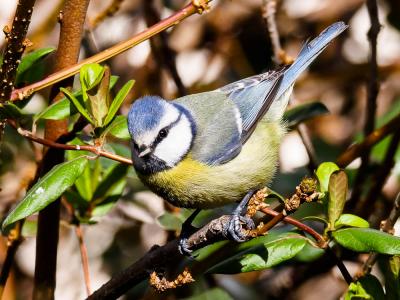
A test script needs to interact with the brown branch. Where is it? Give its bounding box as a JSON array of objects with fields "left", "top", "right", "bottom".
[
  {"left": 347, "top": 0, "right": 381, "bottom": 209},
  {"left": 10, "top": 0, "right": 212, "bottom": 102},
  {"left": 355, "top": 130, "right": 400, "bottom": 217},
  {"left": 33, "top": 0, "right": 90, "bottom": 299},
  {"left": 336, "top": 113, "right": 400, "bottom": 168},
  {"left": 143, "top": 0, "right": 186, "bottom": 97},
  {"left": 75, "top": 224, "right": 92, "bottom": 296},
  {"left": 0, "top": 221, "right": 24, "bottom": 300},
  {"left": 362, "top": 192, "right": 400, "bottom": 275},
  {"left": 14, "top": 126, "right": 132, "bottom": 165},
  {"left": 0, "top": 0, "right": 36, "bottom": 101}
]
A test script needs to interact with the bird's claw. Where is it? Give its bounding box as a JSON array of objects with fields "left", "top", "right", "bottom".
[{"left": 225, "top": 214, "right": 255, "bottom": 242}]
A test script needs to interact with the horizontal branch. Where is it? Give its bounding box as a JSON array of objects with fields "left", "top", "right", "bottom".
[
  {"left": 15, "top": 126, "right": 132, "bottom": 165},
  {"left": 10, "top": 0, "right": 212, "bottom": 101}
]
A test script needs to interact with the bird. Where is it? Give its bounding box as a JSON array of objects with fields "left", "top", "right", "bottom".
[{"left": 127, "top": 22, "right": 347, "bottom": 252}]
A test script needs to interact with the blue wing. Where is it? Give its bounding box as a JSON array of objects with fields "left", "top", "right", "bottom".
[{"left": 219, "top": 22, "right": 348, "bottom": 143}]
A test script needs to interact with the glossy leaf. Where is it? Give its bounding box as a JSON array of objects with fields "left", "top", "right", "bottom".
[
  {"left": 0, "top": 102, "right": 24, "bottom": 119},
  {"left": 284, "top": 101, "right": 329, "bottom": 130},
  {"left": 34, "top": 98, "right": 77, "bottom": 121},
  {"left": 157, "top": 212, "right": 184, "bottom": 231},
  {"left": 316, "top": 162, "right": 339, "bottom": 193},
  {"left": 328, "top": 170, "right": 348, "bottom": 229},
  {"left": 240, "top": 237, "right": 307, "bottom": 272},
  {"left": 2, "top": 156, "right": 88, "bottom": 229},
  {"left": 334, "top": 214, "right": 369, "bottom": 229},
  {"left": 80, "top": 63, "right": 105, "bottom": 91},
  {"left": 16, "top": 47, "right": 55, "bottom": 78},
  {"left": 103, "top": 80, "right": 134, "bottom": 126},
  {"left": 333, "top": 228, "right": 400, "bottom": 254},
  {"left": 61, "top": 87, "right": 94, "bottom": 124},
  {"left": 104, "top": 115, "right": 130, "bottom": 139}
]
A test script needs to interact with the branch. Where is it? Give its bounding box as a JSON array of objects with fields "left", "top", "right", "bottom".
[
  {"left": 336, "top": 113, "right": 400, "bottom": 168},
  {"left": 143, "top": 0, "right": 186, "bottom": 97},
  {"left": 10, "top": 0, "right": 212, "bottom": 102},
  {"left": 0, "top": 0, "right": 36, "bottom": 101},
  {"left": 347, "top": 0, "right": 381, "bottom": 209},
  {"left": 362, "top": 192, "right": 400, "bottom": 275},
  {"left": 13, "top": 126, "right": 132, "bottom": 165},
  {"left": 75, "top": 224, "right": 91, "bottom": 296}
]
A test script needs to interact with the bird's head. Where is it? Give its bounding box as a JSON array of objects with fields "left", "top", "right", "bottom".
[{"left": 127, "top": 96, "right": 196, "bottom": 174}]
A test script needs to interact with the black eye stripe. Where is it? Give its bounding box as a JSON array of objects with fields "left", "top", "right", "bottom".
[{"left": 152, "top": 113, "right": 182, "bottom": 148}]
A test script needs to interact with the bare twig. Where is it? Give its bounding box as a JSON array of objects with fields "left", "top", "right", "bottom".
[
  {"left": 348, "top": 0, "right": 381, "bottom": 209},
  {"left": 33, "top": 0, "right": 90, "bottom": 299},
  {"left": 356, "top": 130, "right": 400, "bottom": 217},
  {"left": 362, "top": 193, "right": 400, "bottom": 275},
  {"left": 75, "top": 225, "right": 92, "bottom": 296},
  {"left": 336, "top": 114, "right": 400, "bottom": 168},
  {"left": 143, "top": 0, "right": 186, "bottom": 96},
  {"left": 0, "top": 221, "right": 24, "bottom": 300},
  {"left": 10, "top": 0, "right": 213, "bottom": 102},
  {"left": 13, "top": 126, "right": 132, "bottom": 165},
  {"left": 0, "top": 0, "right": 36, "bottom": 101}
]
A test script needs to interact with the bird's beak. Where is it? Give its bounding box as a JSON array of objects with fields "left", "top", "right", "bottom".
[{"left": 138, "top": 147, "right": 152, "bottom": 158}]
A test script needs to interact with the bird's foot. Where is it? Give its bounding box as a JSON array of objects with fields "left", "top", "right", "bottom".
[
  {"left": 224, "top": 190, "right": 256, "bottom": 242},
  {"left": 178, "top": 209, "right": 201, "bottom": 257}
]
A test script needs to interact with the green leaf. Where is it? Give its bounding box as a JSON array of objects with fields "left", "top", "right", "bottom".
[
  {"left": 80, "top": 63, "right": 105, "bottom": 91},
  {"left": 283, "top": 102, "right": 329, "bottom": 130},
  {"left": 61, "top": 87, "right": 94, "bottom": 124},
  {"left": 294, "top": 242, "right": 325, "bottom": 262},
  {"left": 328, "top": 170, "right": 348, "bottom": 229},
  {"left": 345, "top": 275, "right": 385, "bottom": 300},
  {"left": 334, "top": 214, "right": 369, "bottom": 229},
  {"left": 103, "top": 80, "right": 134, "bottom": 126},
  {"left": 87, "top": 66, "right": 110, "bottom": 127},
  {"left": 316, "top": 162, "right": 339, "bottom": 193},
  {"left": 16, "top": 47, "right": 55, "bottom": 79},
  {"left": 345, "top": 282, "right": 373, "bottom": 300},
  {"left": 92, "top": 163, "right": 128, "bottom": 203},
  {"left": 333, "top": 228, "right": 400, "bottom": 254},
  {"left": 2, "top": 156, "right": 88, "bottom": 229},
  {"left": 34, "top": 98, "right": 77, "bottom": 121},
  {"left": 240, "top": 237, "right": 307, "bottom": 272},
  {"left": 103, "top": 115, "right": 130, "bottom": 139}
]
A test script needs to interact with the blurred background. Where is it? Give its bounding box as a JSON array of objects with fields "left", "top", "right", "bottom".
[{"left": 1, "top": 0, "right": 400, "bottom": 299}]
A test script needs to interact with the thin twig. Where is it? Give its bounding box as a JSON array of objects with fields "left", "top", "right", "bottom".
[
  {"left": 10, "top": 0, "right": 213, "bottom": 102},
  {"left": 347, "top": 0, "right": 381, "bottom": 209},
  {"left": 143, "top": 0, "right": 186, "bottom": 96},
  {"left": 75, "top": 224, "right": 92, "bottom": 296},
  {"left": 13, "top": 126, "right": 132, "bottom": 165},
  {"left": 362, "top": 193, "right": 400, "bottom": 275},
  {"left": 355, "top": 130, "right": 400, "bottom": 217},
  {"left": 0, "top": 0, "right": 36, "bottom": 101},
  {"left": 336, "top": 113, "right": 400, "bottom": 168},
  {"left": 0, "top": 221, "right": 24, "bottom": 300}
]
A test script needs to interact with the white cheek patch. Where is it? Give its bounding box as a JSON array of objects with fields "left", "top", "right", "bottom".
[
  {"left": 153, "top": 115, "right": 193, "bottom": 166},
  {"left": 136, "top": 104, "right": 180, "bottom": 146}
]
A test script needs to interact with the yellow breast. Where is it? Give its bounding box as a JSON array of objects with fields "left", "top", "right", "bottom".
[{"left": 139, "top": 121, "right": 285, "bottom": 209}]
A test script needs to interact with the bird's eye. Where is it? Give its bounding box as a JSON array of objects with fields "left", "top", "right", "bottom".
[{"left": 158, "top": 128, "right": 168, "bottom": 139}]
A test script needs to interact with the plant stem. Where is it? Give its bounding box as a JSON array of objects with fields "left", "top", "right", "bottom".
[
  {"left": 75, "top": 224, "right": 91, "bottom": 296},
  {"left": 10, "top": 0, "right": 212, "bottom": 102},
  {"left": 32, "top": 0, "right": 90, "bottom": 299}
]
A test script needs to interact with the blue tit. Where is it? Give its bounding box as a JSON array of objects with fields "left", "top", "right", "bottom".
[{"left": 127, "top": 22, "right": 347, "bottom": 210}]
